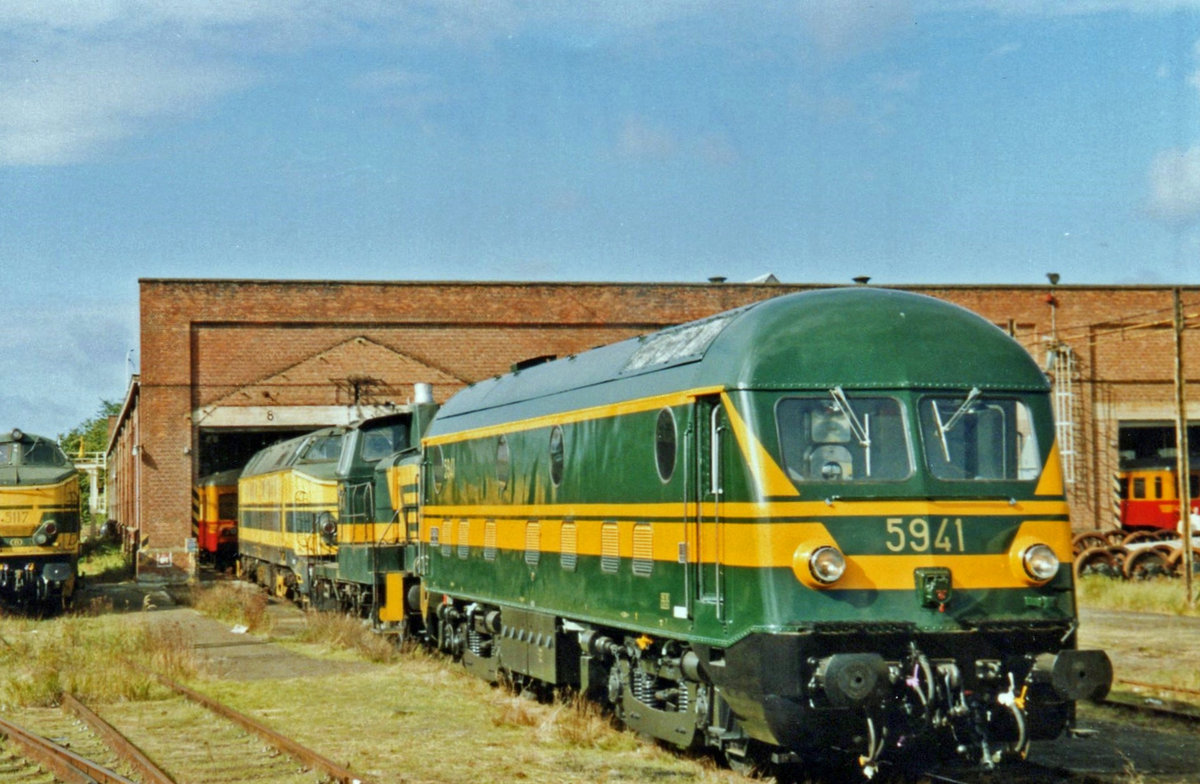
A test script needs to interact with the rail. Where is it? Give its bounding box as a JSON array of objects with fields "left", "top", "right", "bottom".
[
  {"left": 0, "top": 711, "right": 136, "bottom": 784},
  {"left": 153, "top": 673, "right": 373, "bottom": 784},
  {"left": 61, "top": 692, "right": 177, "bottom": 784}
]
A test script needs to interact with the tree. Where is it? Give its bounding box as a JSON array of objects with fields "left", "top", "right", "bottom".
[{"left": 58, "top": 400, "right": 121, "bottom": 530}]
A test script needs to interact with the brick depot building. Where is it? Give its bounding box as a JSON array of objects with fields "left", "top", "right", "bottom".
[{"left": 106, "top": 279, "right": 1200, "bottom": 581}]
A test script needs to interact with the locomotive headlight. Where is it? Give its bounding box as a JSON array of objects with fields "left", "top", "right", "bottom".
[
  {"left": 33, "top": 519, "right": 59, "bottom": 546},
  {"left": 790, "top": 528, "right": 847, "bottom": 589},
  {"left": 317, "top": 512, "right": 337, "bottom": 545},
  {"left": 1022, "top": 544, "right": 1060, "bottom": 582},
  {"left": 809, "top": 546, "right": 847, "bottom": 585}
]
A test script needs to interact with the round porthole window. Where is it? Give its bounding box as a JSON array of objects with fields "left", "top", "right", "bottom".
[
  {"left": 549, "top": 426, "right": 565, "bottom": 486},
  {"left": 655, "top": 408, "right": 677, "bottom": 482}
]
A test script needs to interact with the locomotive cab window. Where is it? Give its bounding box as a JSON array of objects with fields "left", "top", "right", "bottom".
[
  {"left": 298, "top": 434, "right": 343, "bottom": 463},
  {"left": 21, "top": 441, "right": 67, "bottom": 467},
  {"left": 776, "top": 393, "right": 911, "bottom": 482},
  {"left": 362, "top": 422, "right": 410, "bottom": 462},
  {"left": 919, "top": 392, "right": 1041, "bottom": 481}
]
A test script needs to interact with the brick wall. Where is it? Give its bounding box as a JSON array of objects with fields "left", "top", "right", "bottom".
[{"left": 126, "top": 279, "right": 1200, "bottom": 580}]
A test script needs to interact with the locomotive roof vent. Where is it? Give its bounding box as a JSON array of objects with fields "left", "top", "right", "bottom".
[
  {"left": 853, "top": 276, "right": 871, "bottom": 285},
  {"left": 511, "top": 354, "right": 557, "bottom": 373}
]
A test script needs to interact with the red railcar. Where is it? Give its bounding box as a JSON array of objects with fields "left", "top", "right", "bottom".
[
  {"left": 1117, "top": 464, "right": 1200, "bottom": 532},
  {"left": 192, "top": 468, "right": 240, "bottom": 566}
]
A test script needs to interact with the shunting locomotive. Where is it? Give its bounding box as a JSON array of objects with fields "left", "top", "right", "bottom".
[
  {"left": 237, "top": 396, "right": 436, "bottom": 623},
  {"left": 0, "top": 428, "right": 80, "bottom": 610},
  {"left": 417, "top": 288, "right": 1112, "bottom": 776}
]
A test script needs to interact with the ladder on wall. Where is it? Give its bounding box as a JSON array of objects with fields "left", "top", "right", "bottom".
[{"left": 1050, "top": 345, "right": 1077, "bottom": 486}]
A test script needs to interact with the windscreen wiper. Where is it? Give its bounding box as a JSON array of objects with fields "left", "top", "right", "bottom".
[{"left": 934, "top": 387, "right": 981, "bottom": 461}]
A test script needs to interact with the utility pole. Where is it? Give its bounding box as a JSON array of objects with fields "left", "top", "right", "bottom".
[{"left": 1173, "top": 288, "right": 1194, "bottom": 608}]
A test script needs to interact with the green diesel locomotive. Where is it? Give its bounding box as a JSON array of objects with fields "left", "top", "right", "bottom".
[
  {"left": 0, "top": 429, "right": 80, "bottom": 611},
  {"left": 418, "top": 288, "right": 1111, "bottom": 775}
]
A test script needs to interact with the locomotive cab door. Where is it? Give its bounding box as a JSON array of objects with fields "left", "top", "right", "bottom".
[{"left": 693, "top": 395, "right": 727, "bottom": 622}]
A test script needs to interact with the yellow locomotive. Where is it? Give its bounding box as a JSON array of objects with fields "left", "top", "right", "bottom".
[{"left": 0, "top": 429, "right": 80, "bottom": 610}]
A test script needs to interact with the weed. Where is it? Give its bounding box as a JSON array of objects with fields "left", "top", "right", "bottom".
[
  {"left": 1076, "top": 575, "right": 1200, "bottom": 617},
  {"left": 0, "top": 615, "right": 196, "bottom": 708},
  {"left": 187, "top": 582, "right": 271, "bottom": 633},
  {"left": 78, "top": 539, "right": 134, "bottom": 581},
  {"left": 294, "top": 610, "right": 398, "bottom": 663},
  {"left": 493, "top": 694, "right": 542, "bottom": 728}
]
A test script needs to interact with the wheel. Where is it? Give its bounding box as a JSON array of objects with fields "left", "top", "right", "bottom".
[
  {"left": 1167, "top": 547, "right": 1200, "bottom": 577},
  {"left": 1104, "top": 529, "right": 1129, "bottom": 546},
  {"left": 1121, "top": 530, "right": 1159, "bottom": 547},
  {"left": 1122, "top": 546, "right": 1173, "bottom": 580},
  {"left": 1072, "top": 532, "right": 1108, "bottom": 555},
  {"left": 1073, "top": 547, "right": 1120, "bottom": 579}
]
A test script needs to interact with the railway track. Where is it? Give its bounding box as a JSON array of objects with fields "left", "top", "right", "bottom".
[
  {"left": 0, "top": 708, "right": 138, "bottom": 784},
  {"left": 0, "top": 682, "right": 374, "bottom": 784}
]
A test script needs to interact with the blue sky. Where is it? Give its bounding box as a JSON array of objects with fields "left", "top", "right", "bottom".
[{"left": 3, "top": 1, "right": 1200, "bottom": 438}]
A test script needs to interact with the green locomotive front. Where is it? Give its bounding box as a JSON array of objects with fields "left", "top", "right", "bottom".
[
  {"left": 419, "top": 288, "right": 1111, "bottom": 774},
  {"left": 0, "top": 429, "right": 80, "bottom": 610},
  {"left": 308, "top": 398, "right": 437, "bottom": 630}
]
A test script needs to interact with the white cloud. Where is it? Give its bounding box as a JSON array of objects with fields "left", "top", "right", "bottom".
[
  {"left": 0, "top": 44, "right": 253, "bottom": 165},
  {"left": 0, "top": 1, "right": 350, "bottom": 167},
  {"left": 1147, "top": 146, "right": 1200, "bottom": 226}
]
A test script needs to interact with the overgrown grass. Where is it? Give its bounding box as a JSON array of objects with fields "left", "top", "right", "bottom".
[
  {"left": 0, "top": 615, "right": 196, "bottom": 708},
  {"left": 78, "top": 538, "right": 133, "bottom": 581},
  {"left": 293, "top": 610, "right": 399, "bottom": 663},
  {"left": 1076, "top": 575, "right": 1200, "bottom": 617},
  {"left": 199, "top": 660, "right": 741, "bottom": 783},
  {"left": 491, "top": 691, "right": 639, "bottom": 752},
  {"left": 186, "top": 582, "right": 271, "bottom": 633}
]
